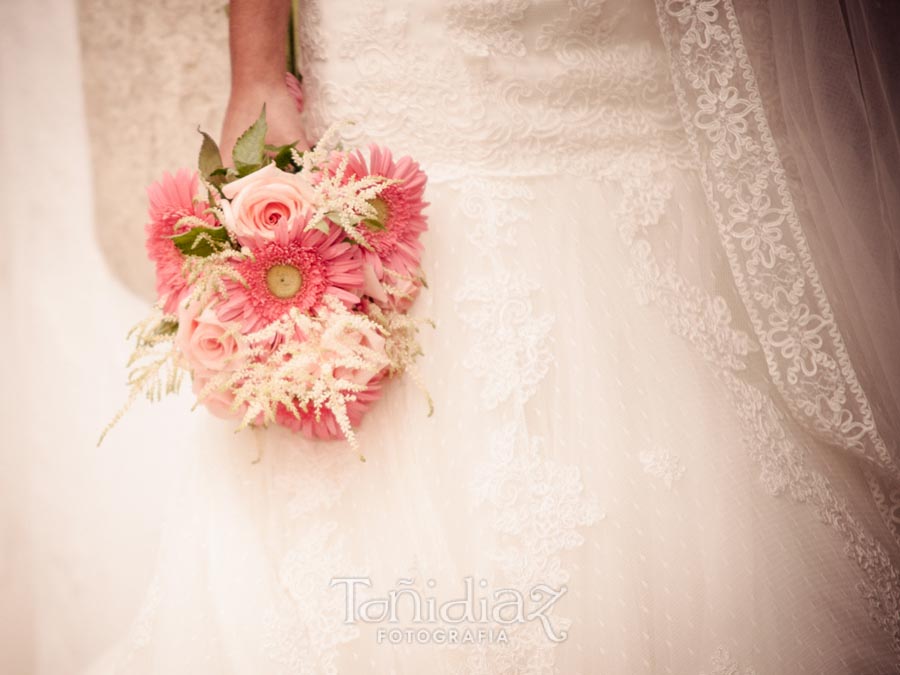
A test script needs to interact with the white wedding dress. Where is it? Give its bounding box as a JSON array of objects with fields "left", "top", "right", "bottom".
[{"left": 6, "top": 0, "right": 900, "bottom": 673}]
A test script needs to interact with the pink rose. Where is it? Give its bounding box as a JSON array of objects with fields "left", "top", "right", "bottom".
[
  {"left": 176, "top": 307, "right": 245, "bottom": 374},
  {"left": 192, "top": 374, "right": 243, "bottom": 421},
  {"left": 221, "top": 163, "right": 317, "bottom": 246},
  {"left": 332, "top": 322, "right": 388, "bottom": 387},
  {"left": 384, "top": 272, "right": 423, "bottom": 313},
  {"left": 363, "top": 262, "right": 423, "bottom": 312}
]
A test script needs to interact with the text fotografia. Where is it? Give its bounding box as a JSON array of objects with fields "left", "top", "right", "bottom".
[{"left": 330, "top": 576, "right": 569, "bottom": 644}]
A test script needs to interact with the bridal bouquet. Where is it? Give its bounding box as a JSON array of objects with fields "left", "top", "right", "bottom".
[{"left": 104, "top": 109, "right": 430, "bottom": 455}]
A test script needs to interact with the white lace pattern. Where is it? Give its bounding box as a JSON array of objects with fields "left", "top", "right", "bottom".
[{"left": 654, "top": 0, "right": 899, "bottom": 481}]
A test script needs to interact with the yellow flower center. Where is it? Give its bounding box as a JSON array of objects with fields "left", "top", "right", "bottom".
[
  {"left": 368, "top": 197, "right": 390, "bottom": 229},
  {"left": 266, "top": 264, "right": 303, "bottom": 298}
]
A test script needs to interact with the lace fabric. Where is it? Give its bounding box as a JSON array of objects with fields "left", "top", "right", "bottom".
[
  {"left": 654, "top": 0, "right": 898, "bottom": 480},
  {"left": 77, "top": 0, "right": 230, "bottom": 301},
  {"left": 651, "top": 0, "right": 900, "bottom": 647},
  {"left": 293, "top": 0, "right": 900, "bottom": 664},
  {"left": 297, "top": 0, "right": 693, "bottom": 183}
]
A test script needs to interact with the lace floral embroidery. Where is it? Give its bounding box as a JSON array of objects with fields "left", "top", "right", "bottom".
[
  {"left": 297, "top": 0, "right": 690, "bottom": 182},
  {"left": 456, "top": 270, "right": 554, "bottom": 410},
  {"left": 263, "top": 522, "right": 361, "bottom": 675},
  {"left": 618, "top": 166, "right": 757, "bottom": 374},
  {"left": 644, "top": 1, "right": 900, "bottom": 649},
  {"left": 262, "top": 442, "right": 362, "bottom": 673},
  {"left": 627, "top": 237, "right": 757, "bottom": 373},
  {"left": 865, "top": 467, "right": 900, "bottom": 542},
  {"left": 734, "top": 373, "right": 900, "bottom": 652},
  {"left": 535, "top": 0, "right": 627, "bottom": 66},
  {"left": 453, "top": 180, "right": 555, "bottom": 410},
  {"left": 79, "top": 0, "right": 229, "bottom": 298},
  {"left": 619, "top": 159, "right": 900, "bottom": 658},
  {"left": 639, "top": 446, "right": 686, "bottom": 489},
  {"left": 462, "top": 424, "right": 603, "bottom": 675},
  {"left": 452, "top": 178, "right": 601, "bottom": 674},
  {"left": 446, "top": 0, "right": 530, "bottom": 57},
  {"left": 472, "top": 425, "right": 603, "bottom": 582},
  {"left": 655, "top": 0, "right": 899, "bottom": 480}
]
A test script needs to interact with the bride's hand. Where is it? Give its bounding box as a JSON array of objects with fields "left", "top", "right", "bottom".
[
  {"left": 219, "top": 80, "right": 311, "bottom": 164},
  {"left": 220, "top": 0, "right": 309, "bottom": 162}
]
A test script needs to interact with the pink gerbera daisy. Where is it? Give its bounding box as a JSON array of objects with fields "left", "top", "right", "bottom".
[
  {"left": 342, "top": 144, "right": 428, "bottom": 279},
  {"left": 145, "top": 170, "right": 215, "bottom": 314},
  {"left": 215, "top": 219, "right": 365, "bottom": 334}
]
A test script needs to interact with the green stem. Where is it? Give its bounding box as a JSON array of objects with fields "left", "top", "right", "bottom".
[{"left": 286, "top": 0, "right": 302, "bottom": 79}]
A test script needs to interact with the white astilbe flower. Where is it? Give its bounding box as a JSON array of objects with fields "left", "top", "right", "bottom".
[
  {"left": 367, "top": 303, "right": 434, "bottom": 415},
  {"left": 307, "top": 158, "right": 400, "bottom": 248},
  {"left": 291, "top": 121, "right": 349, "bottom": 174},
  {"left": 292, "top": 122, "right": 400, "bottom": 246},
  {"left": 181, "top": 247, "right": 248, "bottom": 310},
  {"left": 98, "top": 310, "right": 182, "bottom": 445},
  {"left": 201, "top": 296, "right": 393, "bottom": 454},
  {"left": 172, "top": 214, "right": 216, "bottom": 232},
  {"left": 202, "top": 202, "right": 226, "bottom": 224}
]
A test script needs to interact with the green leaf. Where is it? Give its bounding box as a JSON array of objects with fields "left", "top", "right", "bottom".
[
  {"left": 270, "top": 142, "right": 300, "bottom": 171},
  {"left": 197, "top": 129, "right": 224, "bottom": 183},
  {"left": 171, "top": 226, "right": 232, "bottom": 257},
  {"left": 235, "top": 162, "right": 263, "bottom": 178},
  {"left": 232, "top": 105, "right": 268, "bottom": 176}
]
